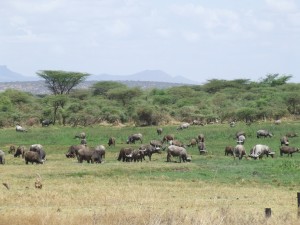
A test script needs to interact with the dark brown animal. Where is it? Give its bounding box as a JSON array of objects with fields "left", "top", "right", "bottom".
[
  {"left": 108, "top": 137, "right": 116, "bottom": 147},
  {"left": 117, "top": 147, "right": 134, "bottom": 162},
  {"left": 24, "top": 151, "right": 44, "bottom": 164},
  {"left": 198, "top": 142, "right": 206, "bottom": 155},
  {"left": 139, "top": 144, "right": 161, "bottom": 161},
  {"left": 224, "top": 146, "right": 234, "bottom": 156},
  {"left": 169, "top": 140, "right": 185, "bottom": 147},
  {"left": 162, "top": 134, "right": 174, "bottom": 144},
  {"left": 280, "top": 146, "right": 299, "bottom": 157},
  {"left": 76, "top": 147, "right": 103, "bottom": 163},
  {"left": 234, "top": 144, "right": 246, "bottom": 160},
  {"left": 93, "top": 145, "right": 106, "bottom": 161},
  {"left": 280, "top": 136, "right": 289, "bottom": 146},
  {"left": 167, "top": 145, "right": 188, "bottom": 163},
  {"left": 8, "top": 145, "right": 16, "bottom": 154},
  {"left": 30, "top": 144, "right": 46, "bottom": 160},
  {"left": 14, "top": 146, "right": 27, "bottom": 158},
  {"left": 74, "top": 132, "right": 86, "bottom": 139},
  {"left": 156, "top": 128, "right": 163, "bottom": 135},
  {"left": 187, "top": 138, "right": 197, "bottom": 147},
  {"left": 127, "top": 133, "right": 143, "bottom": 144},
  {"left": 150, "top": 140, "right": 163, "bottom": 148},
  {"left": 257, "top": 130, "right": 273, "bottom": 138},
  {"left": 0, "top": 150, "right": 5, "bottom": 164},
  {"left": 126, "top": 149, "right": 145, "bottom": 162},
  {"left": 65, "top": 145, "right": 85, "bottom": 158},
  {"left": 197, "top": 134, "right": 205, "bottom": 143}
]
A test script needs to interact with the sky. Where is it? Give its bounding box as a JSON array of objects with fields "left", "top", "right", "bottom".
[{"left": 0, "top": 0, "right": 299, "bottom": 84}]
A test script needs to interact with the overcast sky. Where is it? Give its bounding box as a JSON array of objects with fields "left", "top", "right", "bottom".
[{"left": 0, "top": 0, "right": 299, "bottom": 83}]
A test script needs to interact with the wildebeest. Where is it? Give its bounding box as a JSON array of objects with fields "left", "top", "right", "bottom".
[
  {"left": 139, "top": 144, "right": 161, "bottom": 161},
  {"left": 167, "top": 145, "right": 189, "bottom": 163},
  {"left": 237, "top": 135, "right": 246, "bottom": 145},
  {"left": 249, "top": 144, "right": 273, "bottom": 159},
  {"left": 156, "top": 127, "right": 163, "bottom": 135},
  {"left": 286, "top": 132, "right": 298, "bottom": 138},
  {"left": 108, "top": 137, "right": 116, "bottom": 147},
  {"left": 41, "top": 119, "right": 53, "bottom": 127},
  {"left": 24, "top": 151, "right": 44, "bottom": 164},
  {"left": 280, "top": 146, "right": 299, "bottom": 157},
  {"left": 198, "top": 141, "right": 206, "bottom": 155},
  {"left": 280, "top": 136, "right": 289, "bottom": 146},
  {"left": 127, "top": 133, "right": 143, "bottom": 144},
  {"left": 117, "top": 147, "right": 134, "bottom": 162},
  {"left": 30, "top": 144, "right": 46, "bottom": 161},
  {"left": 74, "top": 132, "right": 86, "bottom": 139},
  {"left": 233, "top": 144, "right": 246, "bottom": 160},
  {"left": 16, "top": 125, "right": 27, "bottom": 132},
  {"left": 0, "top": 150, "right": 5, "bottom": 164},
  {"left": 224, "top": 146, "right": 234, "bottom": 156},
  {"left": 177, "top": 123, "right": 190, "bottom": 130},
  {"left": 257, "top": 130, "right": 273, "bottom": 138},
  {"left": 14, "top": 146, "right": 27, "bottom": 158},
  {"left": 162, "top": 134, "right": 174, "bottom": 144},
  {"left": 8, "top": 145, "right": 16, "bottom": 154}
]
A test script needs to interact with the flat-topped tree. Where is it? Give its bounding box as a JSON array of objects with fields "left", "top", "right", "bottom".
[{"left": 36, "top": 70, "right": 90, "bottom": 95}]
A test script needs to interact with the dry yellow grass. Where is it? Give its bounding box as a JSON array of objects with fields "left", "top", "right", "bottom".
[{"left": 1, "top": 154, "right": 300, "bottom": 225}]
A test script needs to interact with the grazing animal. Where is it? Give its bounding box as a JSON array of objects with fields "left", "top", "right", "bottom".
[
  {"left": 187, "top": 138, "right": 197, "bottom": 147},
  {"left": 286, "top": 132, "right": 298, "bottom": 138},
  {"left": 16, "top": 125, "right": 27, "bottom": 132},
  {"left": 74, "top": 132, "right": 86, "bottom": 139},
  {"left": 30, "top": 144, "right": 46, "bottom": 161},
  {"left": 169, "top": 140, "right": 185, "bottom": 147},
  {"left": 93, "top": 145, "right": 106, "bottom": 160},
  {"left": 41, "top": 119, "right": 53, "bottom": 127},
  {"left": 65, "top": 145, "right": 85, "bottom": 158},
  {"left": 280, "top": 146, "right": 299, "bottom": 157},
  {"left": 167, "top": 145, "right": 189, "bottom": 163},
  {"left": 162, "top": 134, "right": 174, "bottom": 144},
  {"left": 127, "top": 133, "right": 143, "bottom": 144},
  {"left": 0, "top": 150, "right": 5, "bottom": 164},
  {"left": 139, "top": 144, "right": 161, "bottom": 161},
  {"left": 24, "top": 151, "right": 44, "bottom": 164},
  {"left": 197, "top": 134, "right": 205, "bottom": 143},
  {"left": 177, "top": 123, "right": 190, "bottom": 130},
  {"left": 198, "top": 142, "right": 206, "bottom": 155},
  {"left": 156, "top": 127, "right": 163, "bottom": 135},
  {"left": 192, "top": 120, "right": 205, "bottom": 126},
  {"left": 237, "top": 135, "right": 246, "bottom": 145},
  {"left": 76, "top": 147, "right": 103, "bottom": 163},
  {"left": 256, "top": 130, "right": 273, "bottom": 138},
  {"left": 126, "top": 149, "right": 145, "bottom": 162},
  {"left": 150, "top": 140, "right": 163, "bottom": 148},
  {"left": 14, "top": 146, "right": 27, "bottom": 158},
  {"left": 8, "top": 145, "right": 16, "bottom": 154},
  {"left": 249, "top": 144, "right": 273, "bottom": 159},
  {"left": 234, "top": 144, "right": 246, "bottom": 160},
  {"left": 235, "top": 131, "right": 246, "bottom": 139},
  {"left": 280, "top": 136, "right": 289, "bottom": 146},
  {"left": 224, "top": 146, "right": 234, "bottom": 156},
  {"left": 117, "top": 147, "right": 134, "bottom": 162},
  {"left": 108, "top": 137, "right": 116, "bottom": 147},
  {"left": 80, "top": 138, "right": 87, "bottom": 145}
]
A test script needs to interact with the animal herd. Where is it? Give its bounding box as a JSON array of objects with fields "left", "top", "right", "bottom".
[{"left": 1, "top": 124, "right": 299, "bottom": 165}]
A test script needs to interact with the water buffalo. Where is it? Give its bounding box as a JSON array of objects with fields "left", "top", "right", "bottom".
[
  {"left": 162, "top": 134, "right": 174, "bottom": 144},
  {"left": 280, "top": 136, "right": 289, "bottom": 146},
  {"left": 150, "top": 140, "right": 163, "bottom": 148},
  {"left": 286, "top": 132, "right": 298, "bottom": 138},
  {"left": 16, "top": 125, "right": 27, "bottom": 132},
  {"left": 249, "top": 144, "right": 273, "bottom": 159},
  {"left": 127, "top": 133, "right": 143, "bottom": 144},
  {"left": 24, "top": 151, "right": 44, "bottom": 164},
  {"left": 76, "top": 147, "right": 103, "bottom": 163},
  {"left": 257, "top": 130, "right": 273, "bottom": 138},
  {"left": 117, "top": 147, "right": 134, "bottom": 162},
  {"left": 169, "top": 140, "right": 185, "bottom": 147},
  {"left": 126, "top": 149, "right": 145, "bottom": 162},
  {"left": 197, "top": 134, "right": 205, "bottom": 143},
  {"left": 234, "top": 144, "right": 246, "bottom": 160},
  {"left": 237, "top": 135, "right": 246, "bottom": 145},
  {"left": 0, "top": 150, "right": 5, "bottom": 164},
  {"left": 280, "top": 146, "right": 299, "bottom": 157},
  {"left": 198, "top": 141, "right": 206, "bottom": 155},
  {"left": 139, "top": 144, "right": 161, "bottom": 161},
  {"left": 156, "top": 127, "right": 163, "bottom": 135},
  {"left": 65, "top": 145, "right": 85, "bottom": 158},
  {"left": 187, "top": 138, "right": 197, "bottom": 147},
  {"left": 167, "top": 145, "right": 189, "bottom": 163},
  {"left": 41, "top": 119, "right": 53, "bottom": 127},
  {"left": 30, "top": 144, "right": 46, "bottom": 160},
  {"left": 8, "top": 145, "right": 16, "bottom": 154},
  {"left": 93, "top": 145, "right": 106, "bottom": 160},
  {"left": 74, "top": 132, "right": 86, "bottom": 139},
  {"left": 108, "top": 137, "right": 116, "bottom": 147},
  {"left": 224, "top": 146, "right": 234, "bottom": 156},
  {"left": 177, "top": 123, "right": 190, "bottom": 130},
  {"left": 14, "top": 146, "right": 27, "bottom": 158},
  {"left": 235, "top": 131, "right": 246, "bottom": 139}
]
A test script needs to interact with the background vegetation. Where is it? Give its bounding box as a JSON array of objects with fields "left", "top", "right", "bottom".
[{"left": 0, "top": 73, "right": 299, "bottom": 128}]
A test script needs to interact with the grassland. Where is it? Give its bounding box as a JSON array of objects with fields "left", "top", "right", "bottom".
[{"left": 0, "top": 121, "right": 300, "bottom": 224}]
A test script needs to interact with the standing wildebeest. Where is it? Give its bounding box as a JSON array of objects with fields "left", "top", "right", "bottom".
[
  {"left": 24, "top": 151, "right": 44, "bottom": 164},
  {"left": 257, "top": 130, "right": 273, "bottom": 138},
  {"left": 234, "top": 144, "right": 246, "bottom": 160},
  {"left": 14, "top": 146, "right": 27, "bottom": 158},
  {"left": 280, "top": 146, "right": 299, "bottom": 157},
  {"left": 127, "top": 133, "right": 143, "bottom": 144},
  {"left": 139, "top": 144, "right": 161, "bottom": 161},
  {"left": 280, "top": 136, "right": 289, "bottom": 146},
  {"left": 117, "top": 147, "right": 134, "bottom": 162},
  {"left": 224, "top": 146, "right": 234, "bottom": 156},
  {"left": 108, "top": 137, "right": 116, "bottom": 147},
  {"left": 156, "top": 127, "right": 163, "bottom": 135},
  {"left": 16, "top": 125, "right": 27, "bottom": 132},
  {"left": 177, "top": 123, "right": 190, "bottom": 130},
  {"left": 41, "top": 119, "right": 53, "bottom": 127},
  {"left": 198, "top": 141, "right": 206, "bottom": 155},
  {"left": 74, "top": 132, "right": 86, "bottom": 139},
  {"left": 167, "top": 145, "right": 189, "bottom": 163},
  {"left": 30, "top": 144, "right": 46, "bottom": 161},
  {"left": 249, "top": 144, "right": 273, "bottom": 159},
  {"left": 162, "top": 134, "right": 174, "bottom": 144},
  {"left": 0, "top": 150, "right": 5, "bottom": 164},
  {"left": 237, "top": 135, "right": 246, "bottom": 145}
]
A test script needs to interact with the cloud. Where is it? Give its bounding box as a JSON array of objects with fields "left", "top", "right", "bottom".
[
  {"left": 265, "top": 0, "right": 298, "bottom": 13},
  {"left": 9, "top": 0, "right": 64, "bottom": 13}
]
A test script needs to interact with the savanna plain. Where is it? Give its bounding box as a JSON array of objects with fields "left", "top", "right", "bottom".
[{"left": 0, "top": 121, "right": 300, "bottom": 225}]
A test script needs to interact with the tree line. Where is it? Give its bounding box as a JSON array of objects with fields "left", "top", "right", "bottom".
[{"left": 0, "top": 71, "right": 299, "bottom": 128}]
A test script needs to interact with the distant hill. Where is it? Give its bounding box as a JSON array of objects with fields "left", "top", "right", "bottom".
[
  {"left": 88, "top": 70, "right": 199, "bottom": 85},
  {"left": 0, "top": 65, "right": 36, "bottom": 82}
]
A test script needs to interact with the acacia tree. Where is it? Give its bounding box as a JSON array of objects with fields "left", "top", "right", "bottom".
[{"left": 36, "top": 70, "right": 89, "bottom": 124}]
